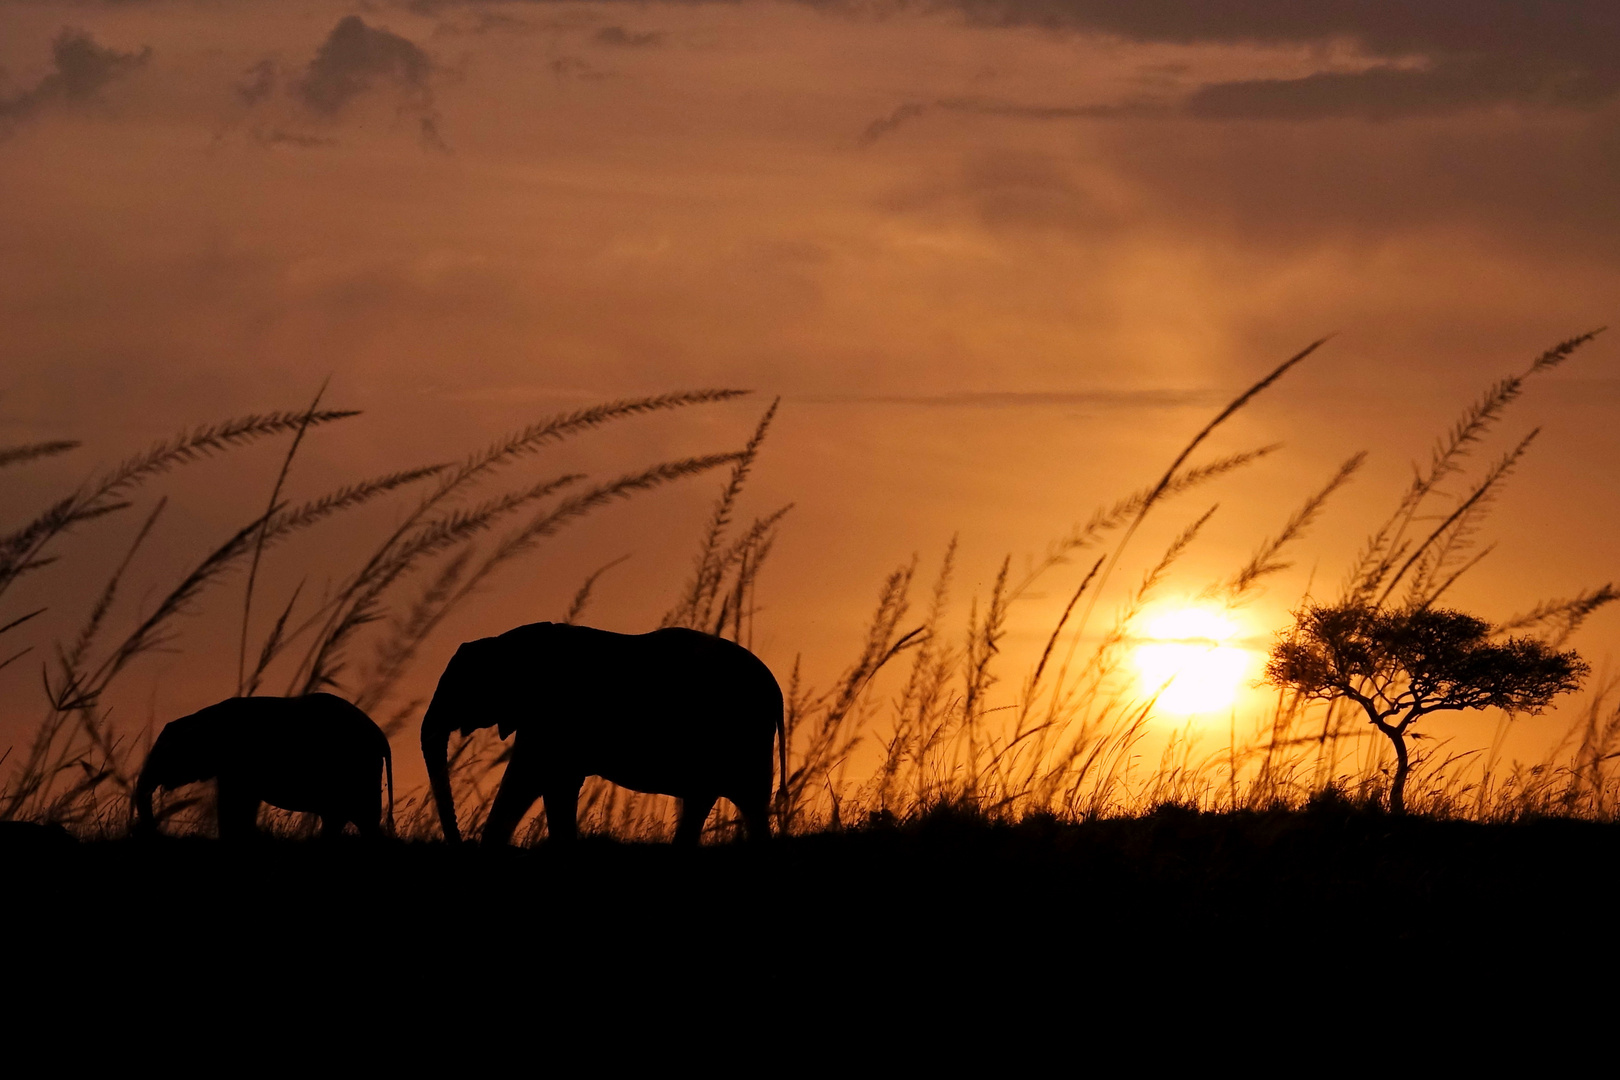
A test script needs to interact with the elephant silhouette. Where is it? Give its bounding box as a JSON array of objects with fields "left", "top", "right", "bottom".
[
  {"left": 135, "top": 693, "right": 394, "bottom": 839},
  {"left": 421, "top": 622, "right": 785, "bottom": 846}
]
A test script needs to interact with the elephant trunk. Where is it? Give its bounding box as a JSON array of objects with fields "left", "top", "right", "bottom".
[{"left": 421, "top": 712, "right": 461, "bottom": 845}]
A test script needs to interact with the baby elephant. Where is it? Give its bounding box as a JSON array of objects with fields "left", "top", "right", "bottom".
[{"left": 135, "top": 693, "right": 394, "bottom": 839}]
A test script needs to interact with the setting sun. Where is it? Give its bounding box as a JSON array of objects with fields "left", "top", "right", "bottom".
[{"left": 1133, "top": 606, "right": 1254, "bottom": 715}]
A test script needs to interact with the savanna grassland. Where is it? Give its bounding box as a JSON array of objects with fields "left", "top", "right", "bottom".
[{"left": 5, "top": 334, "right": 1620, "bottom": 1006}]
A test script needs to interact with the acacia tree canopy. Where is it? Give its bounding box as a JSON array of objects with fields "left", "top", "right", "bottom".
[{"left": 1266, "top": 602, "right": 1588, "bottom": 813}]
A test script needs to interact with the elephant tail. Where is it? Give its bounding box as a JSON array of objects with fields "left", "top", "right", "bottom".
[
  {"left": 383, "top": 739, "right": 396, "bottom": 838},
  {"left": 775, "top": 693, "right": 788, "bottom": 819}
]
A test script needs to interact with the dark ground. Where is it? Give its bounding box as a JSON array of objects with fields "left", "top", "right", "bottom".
[{"left": 5, "top": 805, "right": 1618, "bottom": 1037}]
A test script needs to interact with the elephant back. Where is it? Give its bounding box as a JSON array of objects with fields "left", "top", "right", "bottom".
[
  {"left": 471, "top": 622, "right": 782, "bottom": 747},
  {"left": 242, "top": 695, "right": 387, "bottom": 810},
  {"left": 635, "top": 628, "right": 778, "bottom": 699},
  {"left": 172, "top": 695, "right": 384, "bottom": 780},
  {"left": 496, "top": 622, "right": 778, "bottom": 703}
]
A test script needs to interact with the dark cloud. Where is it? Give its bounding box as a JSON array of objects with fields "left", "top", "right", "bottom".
[
  {"left": 388, "top": 0, "right": 1620, "bottom": 120},
  {"left": 1186, "top": 57, "right": 1617, "bottom": 121},
  {"left": 914, "top": 0, "right": 1620, "bottom": 119},
  {"left": 0, "top": 28, "right": 150, "bottom": 135},
  {"left": 594, "top": 26, "right": 666, "bottom": 48},
  {"left": 860, "top": 96, "right": 1166, "bottom": 145},
  {"left": 218, "top": 16, "right": 449, "bottom": 150},
  {"left": 297, "top": 16, "right": 434, "bottom": 115},
  {"left": 925, "top": 0, "right": 1612, "bottom": 52},
  {"left": 860, "top": 102, "right": 930, "bottom": 145}
]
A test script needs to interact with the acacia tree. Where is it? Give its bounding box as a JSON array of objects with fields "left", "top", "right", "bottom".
[{"left": 1266, "top": 602, "right": 1588, "bottom": 814}]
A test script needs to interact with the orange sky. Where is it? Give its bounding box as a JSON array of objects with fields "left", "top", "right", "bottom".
[{"left": 3, "top": 1, "right": 1618, "bottom": 796}]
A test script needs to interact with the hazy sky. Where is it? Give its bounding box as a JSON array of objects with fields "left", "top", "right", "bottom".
[{"left": 3, "top": 0, "right": 1618, "bottom": 779}]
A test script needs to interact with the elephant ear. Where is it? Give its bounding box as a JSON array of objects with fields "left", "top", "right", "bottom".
[
  {"left": 490, "top": 639, "right": 525, "bottom": 739},
  {"left": 494, "top": 686, "right": 526, "bottom": 739}
]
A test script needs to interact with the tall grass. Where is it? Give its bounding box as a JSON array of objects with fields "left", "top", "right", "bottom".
[
  {"left": 5, "top": 332, "right": 1617, "bottom": 839},
  {"left": 731, "top": 331, "right": 1620, "bottom": 834},
  {"left": 0, "top": 389, "right": 750, "bottom": 831}
]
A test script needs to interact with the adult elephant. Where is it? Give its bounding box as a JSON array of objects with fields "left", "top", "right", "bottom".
[
  {"left": 134, "top": 693, "right": 394, "bottom": 839},
  {"left": 421, "top": 623, "right": 785, "bottom": 846}
]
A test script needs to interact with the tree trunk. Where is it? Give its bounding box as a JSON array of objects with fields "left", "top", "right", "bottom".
[{"left": 1387, "top": 729, "right": 1410, "bottom": 816}]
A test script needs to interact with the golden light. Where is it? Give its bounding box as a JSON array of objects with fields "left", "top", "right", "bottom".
[{"left": 1133, "top": 606, "right": 1255, "bottom": 715}]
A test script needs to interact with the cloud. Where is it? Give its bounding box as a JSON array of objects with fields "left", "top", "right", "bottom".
[
  {"left": 297, "top": 15, "right": 434, "bottom": 116},
  {"left": 387, "top": 0, "right": 1620, "bottom": 121},
  {"left": 594, "top": 26, "right": 666, "bottom": 48},
  {"left": 0, "top": 28, "right": 151, "bottom": 135},
  {"left": 226, "top": 16, "right": 446, "bottom": 150},
  {"left": 859, "top": 102, "right": 930, "bottom": 145},
  {"left": 1185, "top": 56, "right": 1618, "bottom": 121},
  {"left": 906, "top": 0, "right": 1620, "bottom": 119},
  {"left": 860, "top": 96, "right": 1166, "bottom": 145},
  {"left": 922, "top": 0, "right": 1611, "bottom": 52}
]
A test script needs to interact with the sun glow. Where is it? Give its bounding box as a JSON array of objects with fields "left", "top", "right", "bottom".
[{"left": 1133, "top": 606, "right": 1255, "bottom": 715}]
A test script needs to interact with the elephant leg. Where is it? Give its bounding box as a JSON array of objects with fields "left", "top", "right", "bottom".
[
  {"left": 736, "top": 795, "right": 772, "bottom": 843},
  {"left": 675, "top": 794, "right": 718, "bottom": 846},
  {"left": 351, "top": 804, "right": 382, "bottom": 841},
  {"left": 340, "top": 762, "right": 384, "bottom": 840},
  {"left": 363, "top": 759, "right": 387, "bottom": 840},
  {"left": 215, "top": 780, "right": 259, "bottom": 841},
  {"left": 482, "top": 762, "right": 545, "bottom": 847},
  {"left": 541, "top": 780, "right": 582, "bottom": 844}
]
